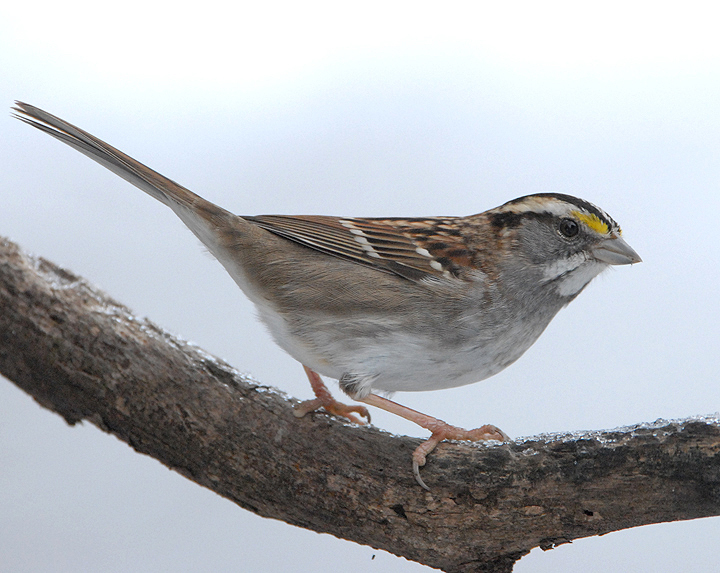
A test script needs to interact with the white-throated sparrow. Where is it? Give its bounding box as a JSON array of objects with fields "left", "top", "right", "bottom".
[{"left": 14, "top": 102, "right": 641, "bottom": 489}]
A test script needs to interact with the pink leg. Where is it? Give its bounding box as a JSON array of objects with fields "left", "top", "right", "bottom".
[
  {"left": 359, "top": 393, "right": 508, "bottom": 490},
  {"left": 294, "top": 366, "right": 371, "bottom": 424}
]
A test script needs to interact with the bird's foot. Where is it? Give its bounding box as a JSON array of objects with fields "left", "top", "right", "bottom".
[
  {"left": 411, "top": 422, "right": 509, "bottom": 490},
  {"left": 357, "top": 393, "right": 508, "bottom": 490},
  {"left": 293, "top": 397, "right": 371, "bottom": 425},
  {"left": 294, "top": 365, "right": 371, "bottom": 424}
]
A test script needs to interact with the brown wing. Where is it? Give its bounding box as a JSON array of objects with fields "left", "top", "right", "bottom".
[{"left": 246, "top": 214, "right": 474, "bottom": 281}]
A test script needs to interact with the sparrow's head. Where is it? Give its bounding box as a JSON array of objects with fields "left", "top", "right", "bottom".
[{"left": 488, "top": 193, "right": 641, "bottom": 299}]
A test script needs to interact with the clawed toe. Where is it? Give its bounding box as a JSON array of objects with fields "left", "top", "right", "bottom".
[
  {"left": 294, "top": 397, "right": 371, "bottom": 425},
  {"left": 356, "top": 392, "right": 510, "bottom": 489},
  {"left": 411, "top": 423, "right": 509, "bottom": 490},
  {"left": 296, "top": 365, "right": 371, "bottom": 424},
  {"left": 465, "top": 424, "right": 510, "bottom": 442},
  {"left": 325, "top": 401, "right": 371, "bottom": 424},
  {"left": 412, "top": 459, "right": 430, "bottom": 490}
]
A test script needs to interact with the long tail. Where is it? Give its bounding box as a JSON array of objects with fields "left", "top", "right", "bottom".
[{"left": 13, "top": 101, "right": 239, "bottom": 251}]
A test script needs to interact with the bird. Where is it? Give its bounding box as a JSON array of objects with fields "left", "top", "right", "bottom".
[{"left": 13, "top": 102, "right": 641, "bottom": 489}]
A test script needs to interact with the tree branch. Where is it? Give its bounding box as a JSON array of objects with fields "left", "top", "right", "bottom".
[{"left": 1, "top": 235, "right": 719, "bottom": 573}]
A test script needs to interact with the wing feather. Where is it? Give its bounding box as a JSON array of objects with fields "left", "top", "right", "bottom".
[{"left": 248, "top": 214, "right": 474, "bottom": 281}]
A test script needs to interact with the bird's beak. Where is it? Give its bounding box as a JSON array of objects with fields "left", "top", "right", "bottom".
[{"left": 592, "top": 235, "right": 642, "bottom": 265}]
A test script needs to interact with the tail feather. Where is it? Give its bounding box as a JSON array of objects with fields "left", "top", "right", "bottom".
[
  {"left": 12, "top": 102, "right": 225, "bottom": 217},
  {"left": 12, "top": 102, "right": 244, "bottom": 262}
]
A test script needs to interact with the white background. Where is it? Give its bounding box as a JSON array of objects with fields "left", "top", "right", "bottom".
[{"left": 1, "top": 2, "right": 719, "bottom": 571}]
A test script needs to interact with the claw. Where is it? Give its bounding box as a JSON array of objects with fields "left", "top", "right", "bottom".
[
  {"left": 413, "top": 460, "right": 430, "bottom": 490},
  {"left": 294, "top": 397, "right": 370, "bottom": 424},
  {"left": 409, "top": 424, "right": 508, "bottom": 489},
  {"left": 408, "top": 425, "right": 507, "bottom": 489},
  {"left": 357, "top": 393, "right": 510, "bottom": 489},
  {"left": 296, "top": 365, "right": 371, "bottom": 425}
]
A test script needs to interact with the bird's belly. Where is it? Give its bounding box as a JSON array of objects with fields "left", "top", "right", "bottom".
[
  {"left": 256, "top": 301, "right": 549, "bottom": 395},
  {"left": 337, "top": 326, "right": 539, "bottom": 393}
]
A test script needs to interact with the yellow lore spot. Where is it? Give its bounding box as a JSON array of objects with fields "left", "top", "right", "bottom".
[{"left": 572, "top": 210, "right": 609, "bottom": 235}]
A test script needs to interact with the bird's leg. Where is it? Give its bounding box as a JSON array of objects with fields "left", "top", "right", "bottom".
[
  {"left": 293, "top": 365, "right": 371, "bottom": 424},
  {"left": 358, "top": 393, "right": 509, "bottom": 490}
]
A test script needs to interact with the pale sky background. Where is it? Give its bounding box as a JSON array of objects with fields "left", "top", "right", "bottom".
[{"left": 1, "top": 2, "right": 720, "bottom": 571}]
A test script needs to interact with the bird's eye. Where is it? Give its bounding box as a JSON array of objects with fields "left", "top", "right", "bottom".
[{"left": 558, "top": 218, "right": 579, "bottom": 238}]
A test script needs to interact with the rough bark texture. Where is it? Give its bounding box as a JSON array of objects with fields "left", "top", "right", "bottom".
[{"left": 1, "top": 235, "right": 719, "bottom": 573}]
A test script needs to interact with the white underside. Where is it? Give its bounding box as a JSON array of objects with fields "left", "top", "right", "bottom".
[
  {"left": 253, "top": 298, "right": 549, "bottom": 396},
  {"left": 253, "top": 259, "right": 609, "bottom": 396}
]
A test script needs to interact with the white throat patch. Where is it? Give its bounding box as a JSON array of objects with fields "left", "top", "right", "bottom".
[{"left": 542, "top": 255, "right": 608, "bottom": 297}]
